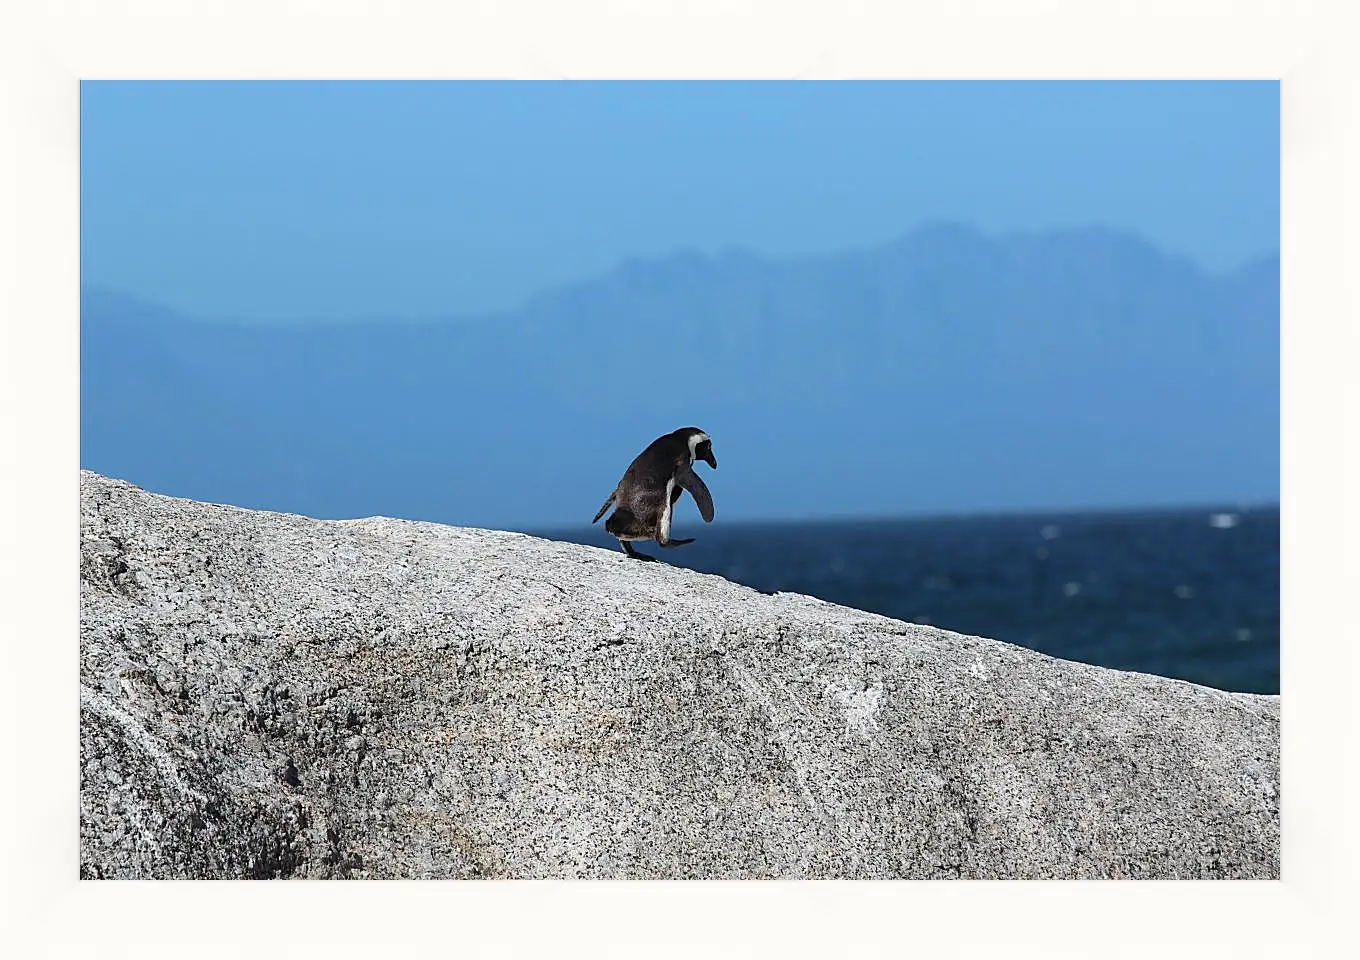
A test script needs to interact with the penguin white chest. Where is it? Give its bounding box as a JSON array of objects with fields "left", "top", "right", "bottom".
[{"left": 659, "top": 476, "right": 676, "bottom": 541}]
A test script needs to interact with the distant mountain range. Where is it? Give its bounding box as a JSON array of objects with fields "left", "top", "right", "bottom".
[{"left": 80, "top": 221, "right": 1279, "bottom": 529}]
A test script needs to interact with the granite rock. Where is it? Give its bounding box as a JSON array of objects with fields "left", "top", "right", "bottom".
[{"left": 79, "top": 471, "right": 1280, "bottom": 879}]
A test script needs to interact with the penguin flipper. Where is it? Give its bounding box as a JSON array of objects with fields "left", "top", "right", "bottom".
[
  {"left": 676, "top": 464, "right": 715, "bottom": 523},
  {"left": 591, "top": 491, "right": 616, "bottom": 524}
]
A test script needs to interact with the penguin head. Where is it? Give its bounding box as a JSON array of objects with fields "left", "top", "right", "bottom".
[
  {"left": 679, "top": 428, "right": 717, "bottom": 469},
  {"left": 695, "top": 437, "right": 717, "bottom": 469}
]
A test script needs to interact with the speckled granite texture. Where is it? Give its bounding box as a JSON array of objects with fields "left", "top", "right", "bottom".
[{"left": 79, "top": 471, "right": 1279, "bottom": 879}]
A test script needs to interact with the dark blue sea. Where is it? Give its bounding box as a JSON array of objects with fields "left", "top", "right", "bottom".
[{"left": 536, "top": 506, "right": 1280, "bottom": 695}]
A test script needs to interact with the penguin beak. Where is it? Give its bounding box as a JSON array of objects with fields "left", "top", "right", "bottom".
[{"left": 704, "top": 451, "right": 717, "bottom": 469}]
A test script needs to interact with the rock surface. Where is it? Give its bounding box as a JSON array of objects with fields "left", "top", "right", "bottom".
[{"left": 79, "top": 471, "right": 1280, "bottom": 879}]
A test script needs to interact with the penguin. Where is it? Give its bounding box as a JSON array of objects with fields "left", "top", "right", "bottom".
[{"left": 592, "top": 427, "right": 717, "bottom": 562}]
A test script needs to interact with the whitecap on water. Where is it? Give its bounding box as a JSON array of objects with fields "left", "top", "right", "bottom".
[{"left": 1209, "top": 513, "right": 1240, "bottom": 529}]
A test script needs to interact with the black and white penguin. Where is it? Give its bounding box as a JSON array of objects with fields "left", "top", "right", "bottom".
[{"left": 592, "top": 427, "right": 717, "bottom": 561}]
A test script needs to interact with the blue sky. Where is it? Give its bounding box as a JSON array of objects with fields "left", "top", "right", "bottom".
[{"left": 80, "top": 80, "right": 1279, "bottom": 322}]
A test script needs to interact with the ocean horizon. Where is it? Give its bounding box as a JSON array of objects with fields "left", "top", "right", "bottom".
[{"left": 533, "top": 502, "right": 1280, "bottom": 696}]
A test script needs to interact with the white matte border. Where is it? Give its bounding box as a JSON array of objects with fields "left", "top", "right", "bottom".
[{"left": 1, "top": 1, "right": 1352, "bottom": 958}]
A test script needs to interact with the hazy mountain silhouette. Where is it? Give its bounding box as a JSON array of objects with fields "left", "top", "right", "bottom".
[{"left": 80, "top": 222, "right": 1279, "bottom": 528}]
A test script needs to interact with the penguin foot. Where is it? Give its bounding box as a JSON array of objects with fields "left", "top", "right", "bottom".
[
  {"left": 657, "top": 537, "right": 695, "bottom": 549},
  {"left": 621, "top": 541, "right": 657, "bottom": 562}
]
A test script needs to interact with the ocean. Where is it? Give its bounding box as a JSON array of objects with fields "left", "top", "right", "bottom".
[{"left": 535, "top": 505, "right": 1280, "bottom": 696}]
